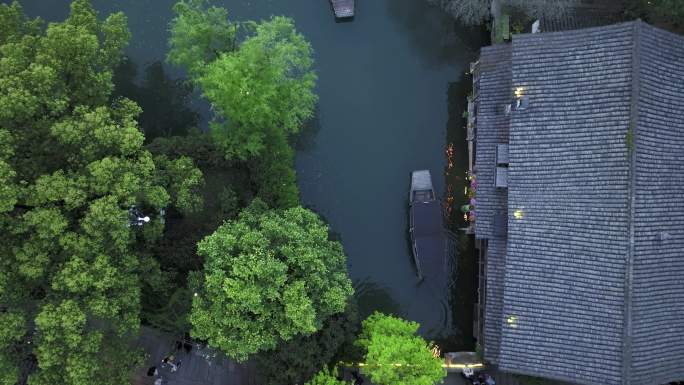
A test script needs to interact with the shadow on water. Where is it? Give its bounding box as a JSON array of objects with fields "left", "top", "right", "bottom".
[
  {"left": 112, "top": 57, "right": 199, "bottom": 141},
  {"left": 353, "top": 279, "right": 403, "bottom": 321},
  {"left": 292, "top": 107, "right": 321, "bottom": 153},
  {"left": 335, "top": 16, "right": 355, "bottom": 24},
  {"left": 384, "top": 0, "right": 483, "bottom": 68}
]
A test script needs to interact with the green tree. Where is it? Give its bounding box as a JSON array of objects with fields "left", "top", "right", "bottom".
[
  {"left": 305, "top": 368, "right": 351, "bottom": 385},
  {"left": 198, "top": 15, "right": 317, "bottom": 160},
  {"left": 505, "top": 0, "right": 577, "bottom": 20},
  {"left": 428, "top": 0, "right": 577, "bottom": 25},
  {"left": 190, "top": 199, "right": 353, "bottom": 361},
  {"left": 0, "top": 2, "right": 203, "bottom": 384},
  {"left": 626, "top": 0, "right": 684, "bottom": 30},
  {"left": 356, "top": 313, "right": 446, "bottom": 385},
  {"left": 147, "top": 128, "right": 233, "bottom": 169},
  {"left": 256, "top": 301, "right": 360, "bottom": 385},
  {"left": 167, "top": 0, "right": 239, "bottom": 75},
  {"left": 247, "top": 128, "right": 299, "bottom": 208},
  {"left": 168, "top": 2, "right": 317, "bottom": 160},
  {"left": 427, "top": 0, "right": 491, "bottom": 25}
]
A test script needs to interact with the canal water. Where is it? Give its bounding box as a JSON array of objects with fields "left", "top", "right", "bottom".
[{"left": 15, "top": 0, "right": 483, "bottom": 348}]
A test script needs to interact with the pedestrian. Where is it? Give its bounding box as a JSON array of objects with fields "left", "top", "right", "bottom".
[{"left": 351, "top": 370, "right": 364, "bottom": 385}]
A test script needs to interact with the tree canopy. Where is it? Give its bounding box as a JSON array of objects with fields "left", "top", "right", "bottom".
[
  {"left": 626, "top": 0, "right": 684, "bottom": 31},
  {"left": 198, "top": 16, "right": 317, "bottom": 159},
  {"left": 256, "top": 301, "right": 360, "bottom": 385},
  {"left": 190, "top": 199, "right": 354, "bottom": 362},
  {"left": 427, "top": 0, "right": 491, "bottom": 26},
  {"left": 428, "top": 0, "right": 577, "bottom": 26},
  {"left": 355, "top": 312, "right": 446, "bottom": 385},
  {"left": 305, "top": 368, "right": 351, "bottom": 385},
  {"left": 168, "top": 2, "right": 317, "bottom": 160},
  {"left": 0, "top": 1, "right": 203, "bottom": 383},
  {"left": 167, "top": 0, "right": 239, "bottom": 75}
]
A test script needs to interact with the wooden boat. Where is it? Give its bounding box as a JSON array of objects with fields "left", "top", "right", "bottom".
[
  {"left": 330, "top": 0, "right": 354, "bottom": 19},
  {"left": 409, "top": 170, "right": 447, "bottom": 281}
]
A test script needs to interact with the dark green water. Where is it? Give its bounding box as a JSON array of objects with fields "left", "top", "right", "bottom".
[{"left": 15, "top": 0, "right": 482, "bottom": 346}]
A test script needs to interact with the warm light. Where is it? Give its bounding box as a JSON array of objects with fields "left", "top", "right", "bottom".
[
  {"left": 513, "top": 209, "right": 524, "bottom": 219},
  {"left": 444, "top": 363, "right": 484, "bottom": 369},
  {"left": 514, "top": 87, "right": 525, "bottom": 97},
  {"left": 430, "top": 342, "right": 441, "bottom": 358},
  {"left": 507, "top": 315, "right": 518, "bottom": 328},
  {"left": 341, "top": 362, "right": 484, "bottom": 368}
]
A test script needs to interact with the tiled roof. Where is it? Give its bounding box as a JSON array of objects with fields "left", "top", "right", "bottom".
[
  {"left": 473, "top": 43, "right": 511, "bottom": 242},
  {"left": 501, "top": 22, "right": 634, "bottom": 385},
  {"left": 630, "top": 23, "right": 684, "bottom": 385},
  {"left": 473, "top": 43, "right": 511, "bottom": 365},
  {"left": 475, "top": 20, "right": 684, "bottom": 385}
]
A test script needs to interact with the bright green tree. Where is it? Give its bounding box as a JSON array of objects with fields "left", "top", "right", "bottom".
[
  {"left": 190, "top": 199, "right": 354, "bottom": 361},
  {"left": 0, "top": 2, "right": 203, "bottom": 384},
  {"left": 167, "top": 2, "right": 314, "bottom": 207},
  {"left": 198, "top": 15, "right": 317, "bottom": 160},
  {"left": 168, "top": 2, "right": 317, "bottom": 160},
  {"left": 305, "top": 368, "right": 351, "bottom": 385},
  {"left": 355, "top": 313, "right": 446, "bottom": 385}
]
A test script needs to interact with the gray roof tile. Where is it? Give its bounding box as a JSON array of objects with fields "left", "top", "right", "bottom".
[{"left": 477, "top": 20, "right": 684, "bottom": 385}]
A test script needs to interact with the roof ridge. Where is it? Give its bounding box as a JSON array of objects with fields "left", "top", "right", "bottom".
[
  {"left": 622, "top": 18, "right": 642, "bottom": 385},
  {"left": 513, "top": 19, "right": 638, "bottom": 39}
]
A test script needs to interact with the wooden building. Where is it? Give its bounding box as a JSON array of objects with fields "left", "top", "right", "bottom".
[{"left": 470, "top": 21, "right": 684, "bottom": 385}]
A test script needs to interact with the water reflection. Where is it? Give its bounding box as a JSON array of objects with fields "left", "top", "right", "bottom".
[
  {"left": 292, "top": 107, "right": 321, "bottom": 153},
  {"left": 113, "top": 57, "right": 199, "bottom": 141}
]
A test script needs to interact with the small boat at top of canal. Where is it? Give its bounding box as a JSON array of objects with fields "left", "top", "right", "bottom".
[
  {"left": 409, "top": 170, "right": 449, "bottom": 283},
  {"left": 329, "top": 0, "right": 354, "bottom": 19}
]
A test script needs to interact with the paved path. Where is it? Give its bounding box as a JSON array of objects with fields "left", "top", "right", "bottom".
[{"left": 131, "top": 327, "right": 257, "bottom": 385}]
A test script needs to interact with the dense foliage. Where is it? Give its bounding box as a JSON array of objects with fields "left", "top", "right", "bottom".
[
  {"left": 167, "top": 0, "right": 315, "bottom": 207},
  {"left": 190, "top": 199, "right": 354, "bottom": 361},
  {"left": 0, "top": 2, "right": 203, "bottom": 384},
  {"left": 626, "top": 0, "right": 684, "bottom": 31},
  {"left": 356, "top": 313, "right": 446, "bottom": 385},
  {"left": 141, "top": 130, "right": 255, "bottom": 336},
  {"left": 305, "top": 368, "right": 352, "bottom": 385},
  {"left": 198, "top": 16, "right": 317, "bottom": 160},
  {"left": 428, "top": 0, "right": 577, "bottom": 25},
  {"left": 167, "top": 0, "right": 239, "bottom": 75},
  {"left": 256, "top": 301, "right": 361, "bottom": 385},
  {"left": 168, "top": 0, "right": 316, "bottom": 161}
]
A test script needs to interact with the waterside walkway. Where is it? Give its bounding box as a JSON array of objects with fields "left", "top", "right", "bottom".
[{"left": 131, "top": 327, "right": 257, "bottom": 385}]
